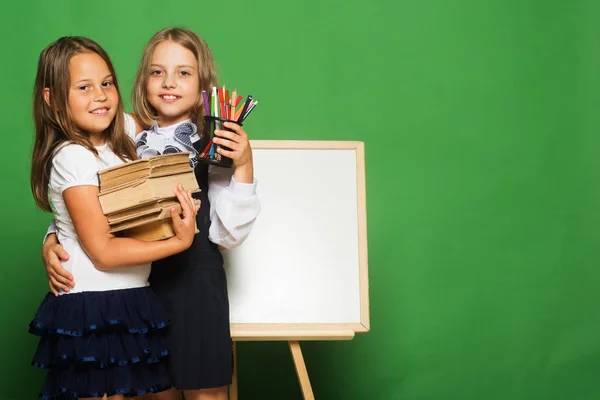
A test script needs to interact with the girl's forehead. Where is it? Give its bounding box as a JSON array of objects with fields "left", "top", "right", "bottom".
[
  {"left": 69, "top": 52, "right": 111, "bottom": 79},
  {"left": 152, "top": 41, "right": 196, "bottom": 63}
]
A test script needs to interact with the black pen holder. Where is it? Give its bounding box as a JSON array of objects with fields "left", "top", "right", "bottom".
[{"left": 197, "top": 116, "right": 242, "bottom": 168}]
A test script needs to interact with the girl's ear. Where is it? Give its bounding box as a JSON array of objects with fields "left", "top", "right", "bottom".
[{"left": 43, "top": 88, "right": 51, "bottom": 107}]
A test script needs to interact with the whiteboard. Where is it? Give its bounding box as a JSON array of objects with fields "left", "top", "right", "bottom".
[{"left": 222, "top": 141, "right": 369, "bottom": 341}]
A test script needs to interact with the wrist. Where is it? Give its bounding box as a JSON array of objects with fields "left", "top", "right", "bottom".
[
  {"left": 233, "top": 163, "right": 254, "bottom": 184},
  {"left": 44, "top": 232, "right": 58, "bottom": 245},
  {"left": 168, "top": 235, "right": 192, "bottom": 251},
  {"left": 43, "top": 239, "right": 57, "bottom": 254}
]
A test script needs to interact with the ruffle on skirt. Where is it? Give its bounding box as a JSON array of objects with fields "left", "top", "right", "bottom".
[
  {"left": 40, "top": 363, "right": 171, "bottom": 399},
  {"left": 29, "top": 286, "right": 172, "bottom": 399}
]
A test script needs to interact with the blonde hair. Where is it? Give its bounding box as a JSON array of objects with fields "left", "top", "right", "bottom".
[
  {"left": 132, "top": 27, "right": 218, "bottom": 131},
  {"left": 31, "top": 36, "right": 137, "bottom": 212}
]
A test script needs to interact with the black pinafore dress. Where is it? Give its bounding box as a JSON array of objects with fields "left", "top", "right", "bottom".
[{"left": 149, "top": 160, "right": 233, "bottom": 390}]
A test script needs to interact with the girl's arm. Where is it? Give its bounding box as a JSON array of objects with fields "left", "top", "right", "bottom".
[
  {"left": 42, "top": 115, "right": 144, "bottom": 293},
  {"left": 208, "top": 166, "right": 260, "bottom": 249},
  {"left": 51, "top": 144, "right": 198, "bottom": 271},
  {"left": 65, "top": 184, "right": 196, "bottom": 270},
  {"left": 208, "top": 122, "right": 261, "bottom": 249}
]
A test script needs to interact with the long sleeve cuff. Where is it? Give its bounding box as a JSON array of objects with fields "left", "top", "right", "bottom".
[
  {"left": 208, "top": 177, "right": 261, "bottom": 249},
  {"left": 43, "top": 220, "right": 58, "bottom": 244},
  {"left": 228, "top": 175, "right": 257, "bottom": 197}
]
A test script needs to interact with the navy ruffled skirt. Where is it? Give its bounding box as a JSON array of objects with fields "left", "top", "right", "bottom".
[{"left": 28, "top": 286, "right": 172, "bottom": 399}]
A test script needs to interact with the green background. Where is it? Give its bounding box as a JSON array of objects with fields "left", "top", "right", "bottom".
[{"left": 1, "top": 0, "right": 599, "bottom": 399}]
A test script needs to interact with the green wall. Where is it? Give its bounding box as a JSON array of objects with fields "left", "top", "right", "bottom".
[{"left": 2, "top": 1, "right": 600, "bottom": 399}]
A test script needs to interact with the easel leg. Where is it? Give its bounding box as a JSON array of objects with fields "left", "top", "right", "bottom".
[
  {"left": 289, "top": 341, "right": 315, "bottom": 400},
  {"left": 229, "top": 341, "right": 238, "bottom": 400}
]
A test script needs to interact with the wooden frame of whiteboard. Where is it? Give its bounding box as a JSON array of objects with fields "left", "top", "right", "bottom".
[{"left": 230, "top": 140, "right": 370, "bottom": 342}]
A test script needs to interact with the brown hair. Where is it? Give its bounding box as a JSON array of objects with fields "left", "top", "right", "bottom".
[
  {"left": 30, "top": 36, "right": 137, "bottom": 212},
  {"left": 132, "top": 27, "right": 218, "bottom": 131}
]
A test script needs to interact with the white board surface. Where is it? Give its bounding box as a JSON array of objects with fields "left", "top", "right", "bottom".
[{"left": 222, "top": 141, "right": 369, "bottom": 340}]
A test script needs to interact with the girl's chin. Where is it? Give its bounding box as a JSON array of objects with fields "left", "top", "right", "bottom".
[{"left": 157, "top": 111, "right": 192, "bottom": 121}]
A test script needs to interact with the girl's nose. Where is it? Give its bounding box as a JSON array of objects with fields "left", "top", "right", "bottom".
[{"left": 162, "top": 74, "right": 177, "bottom": 89}]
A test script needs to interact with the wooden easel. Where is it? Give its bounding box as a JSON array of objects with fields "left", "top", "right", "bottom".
[
  {"left": 227, "top": 328, "right": 357, "bottom": 399},
  {"left": 222, "top": 142, "right": 370, "bottom": 399},
  {"left": 288, "top": 341, "right": 314, "bottom": 399}
]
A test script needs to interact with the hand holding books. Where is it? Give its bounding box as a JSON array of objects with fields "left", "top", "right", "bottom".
[
  {"left": 97, "top": 152, "right": 201, "bottom": 241},
  {"left": 169, "top": 183, "right": 201, "bottom": 248}
]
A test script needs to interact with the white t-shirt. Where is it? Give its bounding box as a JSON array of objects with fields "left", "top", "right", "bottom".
[{"left": 48, "top": 143, "right": 150, "bottom": 294}]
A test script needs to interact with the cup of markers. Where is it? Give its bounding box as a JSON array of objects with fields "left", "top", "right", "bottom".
[{"left": 198, "top": 86, "right": 258, "bottom": 168}]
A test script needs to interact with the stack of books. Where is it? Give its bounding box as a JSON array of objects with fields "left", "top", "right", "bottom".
[{"left": 97, "top": 152, "right": 200, "bottom": 241}]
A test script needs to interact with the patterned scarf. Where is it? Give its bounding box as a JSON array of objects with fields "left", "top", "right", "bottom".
[{"left": 135, "top": 121, "right": 200, "bottom": 168}]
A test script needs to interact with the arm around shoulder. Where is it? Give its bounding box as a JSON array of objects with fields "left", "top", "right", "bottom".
[{"left": 124, "top": 112, "right": 144, "bottom": 138}]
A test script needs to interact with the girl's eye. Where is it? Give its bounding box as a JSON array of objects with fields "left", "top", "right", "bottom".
[
  {"left": 151, "top": 70, "right": 162, "bottom": 76},
  {"left": 180, "top": 71, "right": 190, "bottom": 76},
  {"left": 102, "top": 81, "right": 113, "bottom": 88},
  {"left": 79, "top": 85, "right": 91, "bottom": 91}
]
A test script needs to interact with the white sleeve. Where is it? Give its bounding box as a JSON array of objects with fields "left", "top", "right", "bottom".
[
  {"left": 208, "top": 165, "right": 261, "bottom": 249},
  {"left": 123, "top": 113, "right": 137, "bottom": 140},
  {"left": 43, "top": 219, "right": 58, "bottom": 244},
  {"left": 50, "top": 144, "right": 100, "bottom": 193}
]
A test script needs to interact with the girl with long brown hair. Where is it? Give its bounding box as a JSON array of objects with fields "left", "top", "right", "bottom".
[{"left": 29, "top": 36, "right": 200, "bottom": 399}]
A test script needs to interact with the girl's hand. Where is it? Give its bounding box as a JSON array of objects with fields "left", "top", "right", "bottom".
[
  {"left": 214, "top": 123, "right": 254, "bottom": 182},
  {"left": 170, "top": 185, "right": 200, "bottom": 249},
  {"left": 42, "top": 235, "right": 74, "bottom": 295},
  {"left": 45, "top": 244, "right": 73, "bottom": 294}
]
